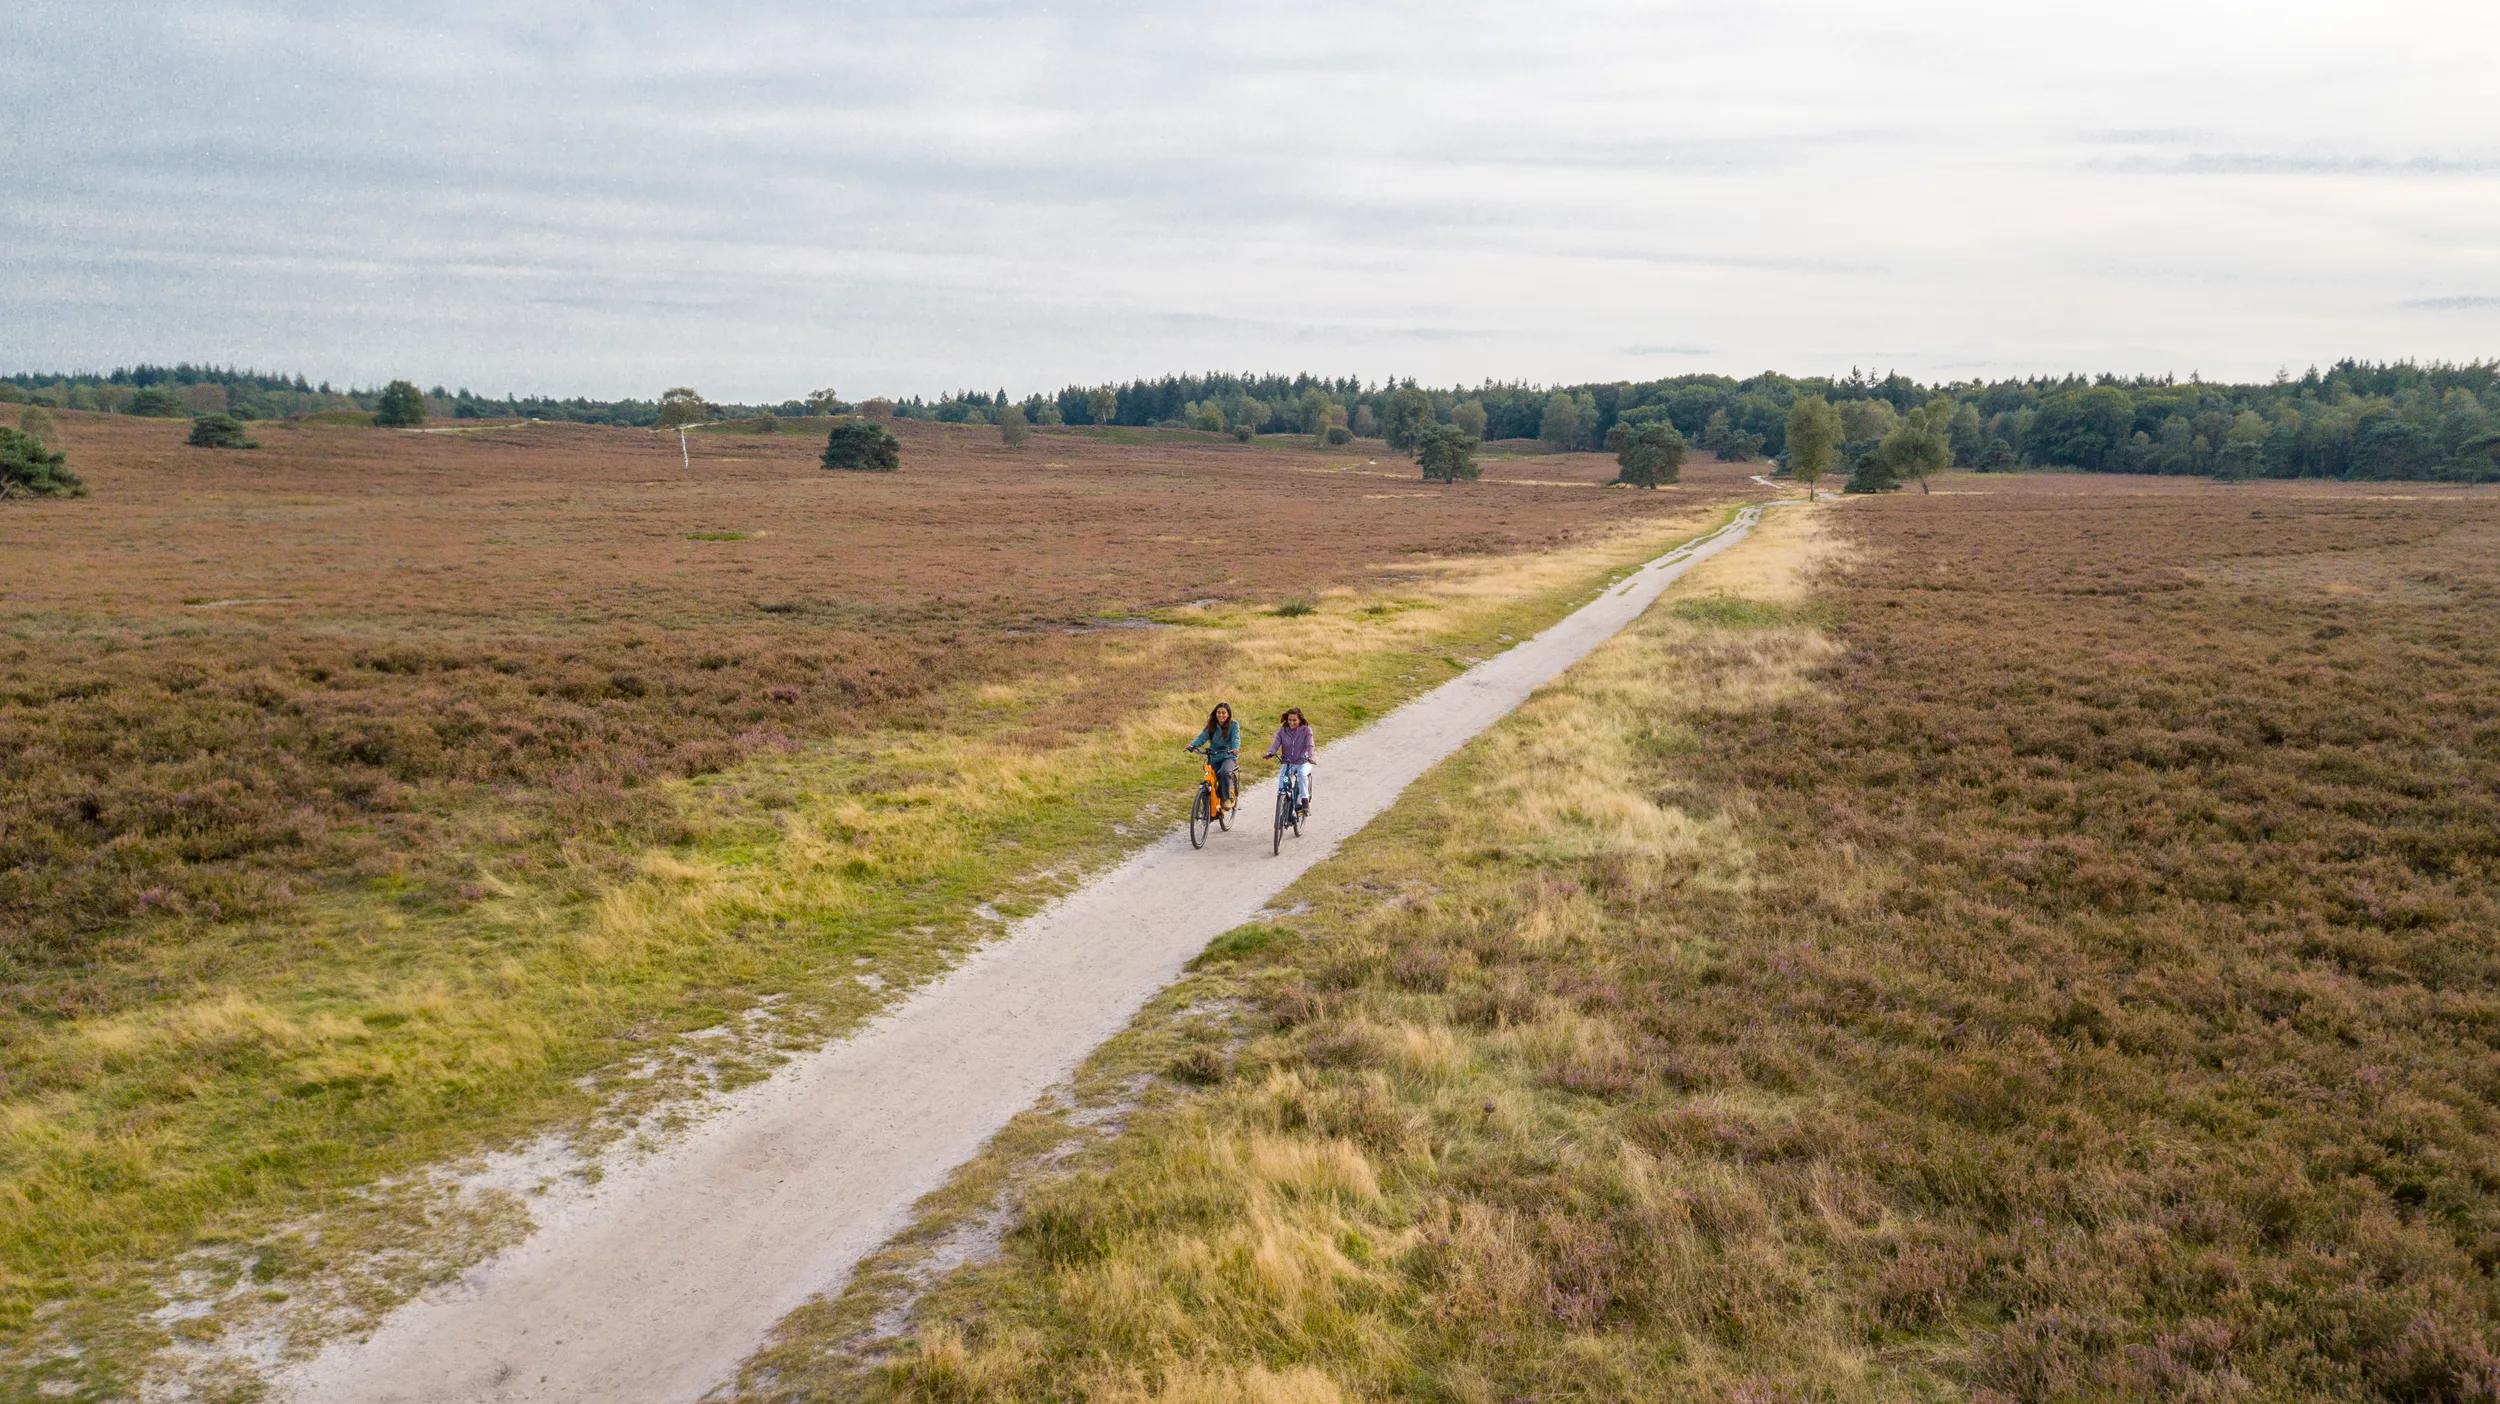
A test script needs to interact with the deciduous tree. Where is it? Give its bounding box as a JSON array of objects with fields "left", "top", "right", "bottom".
[
  {"left": 1614, "top": 422, "right": 1685, "bottom": 488},
  {"left": 1383, "top": 385, "right": 1435, "bottom": 453},
  {"left": 998, "top": 403, "right": 1029, "bottom": 448},
  {"left": 1539, "top": 391, "right": 1583, "bottom": 452},
  {"left": 655, "top": 387, "right": 712, "bottom": 430},
  {"left": 1785, "top": 396, "right": 1840, "bottom": 499},
  {"left": 374, "top": 380, "right": 426, "bottom": 428},
  {"left": 1451, "top": 398, "right": 1488, "bottom": 442}
]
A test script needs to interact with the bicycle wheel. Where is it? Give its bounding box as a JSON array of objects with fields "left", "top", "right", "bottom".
[
  {"left": 1189, "top": 786, "right": 1212, "bottom": 849},
  {"left": 1289, "top": 782, "right": 1303, "bottom": 837},
  {"left": 1273, "top": 787, "right": 1291, "bottom": 855}
]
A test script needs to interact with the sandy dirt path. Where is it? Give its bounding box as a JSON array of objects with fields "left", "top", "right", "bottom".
[{"left": 270, "top": 505, "right": 1768, "bottom": 1404}]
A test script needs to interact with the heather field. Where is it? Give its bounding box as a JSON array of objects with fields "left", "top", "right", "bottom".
[
  {"left": 745, "top": 475, "right": 2500, "bottom": 1403},
  {"left": 0, "top": 411, "right": 1750, "bottom": 1395},
  {"left": 2, "top": 412, "right": 1676, "bottom": 977}
]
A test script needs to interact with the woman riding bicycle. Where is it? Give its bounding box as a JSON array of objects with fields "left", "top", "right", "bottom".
[
  {"left": 1264, "top": 707, "right": 1315, "bottom": 818},
  {"left": 1186, "top": 702, "right": 1241, "bottom": 809}
]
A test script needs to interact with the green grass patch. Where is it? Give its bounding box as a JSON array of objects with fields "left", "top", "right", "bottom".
[
  {"left": 1189, "top": 923, "right": 1295, "bottom": 967},
  {"left": 1670, "top": 593, "right": 1793, "bottom": 628},
  {"left": 686, "top": 530, "right": 753, "bottom": 542}
]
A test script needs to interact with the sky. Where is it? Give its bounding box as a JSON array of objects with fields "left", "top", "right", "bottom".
[{"left": 7, "top": 0, "right": 2498, "bottom": 402}]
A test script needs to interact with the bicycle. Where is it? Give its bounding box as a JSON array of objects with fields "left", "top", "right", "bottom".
[
  {"left": 1272, "top": 763, "right": 1307, "bottom": 855},
  {"left": 1188, "top": 755, "right": 1235, "bottom": 849}
]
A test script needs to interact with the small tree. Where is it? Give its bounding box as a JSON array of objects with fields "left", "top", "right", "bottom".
[
  {"left": 1451, "top": 398, "right": 1488, "bottom": 442},
  {"left": 822, "top": 419, "right": 901, "bottom": 472},
  {"left": 655, "top": 386, "right": 712, "bottom": 430},
  {"left": 187, "top": 414, "right": 257, "bottom": 449},
  {"left": 1324, "top": 425, "right": 1353, "bottom": 445},
  {"left": 1843, "top": 440, "right": 1898, "bottom": 493},
  {"left": 1085, "top": 387, "right": 1119, "bottom": 425},
  {"left": 804, "top": 387, "right": 843, "bottom": 417},
  {"left": 1785, "top": 395, "right": 1841, "bottom": 500},
  {"left": 18, "top": 407, "right": 58, "bottom": 444},
  {"left": 1032, "top": 402, "right": 1063, "bottom": 426},
  {"left": 753, "top": 412, "right": 779, "bottom": 433},
  {"left": 374, "top": 380, "right": 426, "bottom": 427},
  {"left": 1614, "top": 422, "right": 1686, "bottom": 488},
  {"left": 1416, "top": 425, "right": 1480, "bottom": 483},
  {"left": 1882, "top": 399, "right": 1955, "bottom": 494},
  {"left": 1351, "top": 403, "right": 1377, "bottom": 439},
  {"left": 858, "top": 397, "right": 895, "bottom": 420},
  {"left": 998, "top": 403, "right": 1029, "bottom": 448},
  {"left": 0, "top": 426, "right": 84, "bottom": 498}
]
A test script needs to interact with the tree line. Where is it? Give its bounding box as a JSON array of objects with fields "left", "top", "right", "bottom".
[{"left": 8, "top": 360, "right": 2494, "bottom": 483}]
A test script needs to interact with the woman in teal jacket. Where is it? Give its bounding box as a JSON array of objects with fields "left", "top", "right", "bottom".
[{"left": 1185, "top": 701, "right": 1241, "bottom": 808}]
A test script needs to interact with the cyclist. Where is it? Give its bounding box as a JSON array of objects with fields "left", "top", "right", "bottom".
[
  {"left": 1263, "top": 707, "right": 1315, "bottom": 818},
  {"left": 1186, "top": 701, "right": 1241, "bottom": 809}
]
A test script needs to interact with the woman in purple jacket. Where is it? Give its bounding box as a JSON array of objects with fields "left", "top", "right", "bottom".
[{"left": 1263, "top": 707, "right": 1316, "bottom": 818}]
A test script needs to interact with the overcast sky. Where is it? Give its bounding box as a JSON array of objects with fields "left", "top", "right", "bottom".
[{"left": 8, "top": 0, "right": 2497, "bottom": 401}]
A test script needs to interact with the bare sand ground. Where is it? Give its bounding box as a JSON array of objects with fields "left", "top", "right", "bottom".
[{"left": 268, "top": 505, "right": 1769, "bottom": 1404}]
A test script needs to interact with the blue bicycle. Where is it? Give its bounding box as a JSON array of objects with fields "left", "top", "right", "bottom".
[{"left": 1272, "top": 763, "right": 1308, "bottom": 855}]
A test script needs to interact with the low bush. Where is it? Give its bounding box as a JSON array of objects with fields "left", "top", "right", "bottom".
[
  {"left": 187, "top": 414, "right": 258, "bottom": 449},
  {"left": 823, "top": 419, "right": 902, "bottom": 472}
]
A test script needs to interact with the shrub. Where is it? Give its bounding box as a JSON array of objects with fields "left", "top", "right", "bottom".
[
  {"left": 187, "top": 414, "right": 258, "bottom": 449},
  {"left": 1232, "top": 425, "right": 1254, "bottom": 442},
  {"left": 19, "top": 407, "right": 59, "bottom": 443},
  {"left": 1844, "top": 439, "right": 1899, "bottom": 493},
  {"left": 822, "top": 419, "right": 901, "bottom": 472},
  {"left": 0, "top": 425, "right": 85, "bottom": 498},
  {"left": 753, "top": 413, "right": 779, "bottom": 434},
  {"left": 374, "top": 380, "right": 426, "bottom": 428},
  {"left": 125, "top": 386, "right": 187, "bottom": 417},
  {"left": 998, "top": 404, "right": 1029, "bottom": 448},
  {"left": 1324, "top": 425, "right": 1353, "bottom": 446}
]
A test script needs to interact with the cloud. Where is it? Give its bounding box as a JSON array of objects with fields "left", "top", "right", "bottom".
[
  {"left": 2396, "top": 295, "right": 2500, "bottom": 310},
  {"left": 7, "top": 0, "right": 2500, "bottom": 397},
  {"left": 2102, "top": 152, "right": 2500, "bottom": 176}
]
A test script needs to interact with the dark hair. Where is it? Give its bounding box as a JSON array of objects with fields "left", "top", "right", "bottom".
[
  {"left": 1204, "top": 702, "right": 1232, "bottom": 734},
  {"left": 1281, "top": 708, "right": 1306, "bottom": 727}
]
